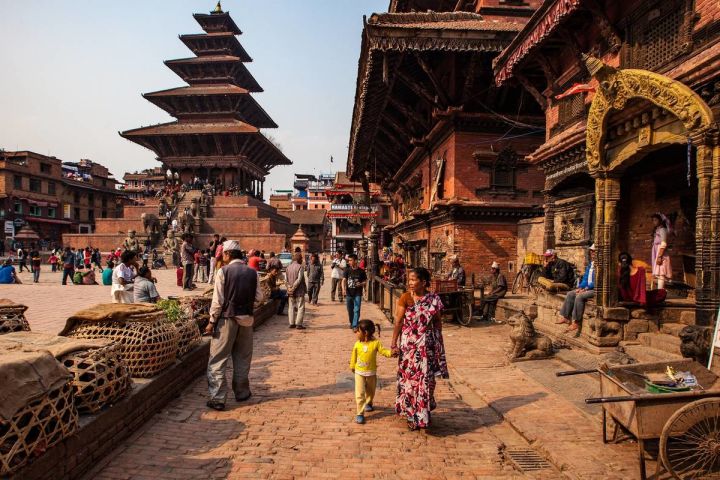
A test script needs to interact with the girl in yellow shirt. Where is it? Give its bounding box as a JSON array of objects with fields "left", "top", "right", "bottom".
[{"left": 349, "top": 319, "right": 394, "bottom": 424}]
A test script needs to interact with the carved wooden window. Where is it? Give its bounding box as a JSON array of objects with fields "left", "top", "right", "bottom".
[
  {"left": 492, "top": 148, "right": 518, "bottom": 189},
  {"left": 552, "top": 94, "right": 585, "bottom": 135},
  {"left": 623, "top": 1, "right": 689, "bottom": 71}
]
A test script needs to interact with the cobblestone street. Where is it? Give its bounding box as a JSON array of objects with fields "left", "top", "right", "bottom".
[
  {"left": 6, "top": 268, "right": 659, "bottom": 479},
  {"left": 80, "top": 278, "right": 562, "bottom": 479}
]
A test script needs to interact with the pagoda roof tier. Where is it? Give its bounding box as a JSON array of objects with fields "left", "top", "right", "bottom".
[
  {"left": 143, "top": 85, "right": 277, "bottom": 128},
  {"left": 165, "top": 56, "right": 262, "bottom": 91},
  {"left": 193, "top": 12, "right": 241, "bottom": 35},
  {"left": 180, "top": 32, "right": 251, "bottom": 62},
  {"left": 120, "top": 120, "right": 291, "bottom": 171}
]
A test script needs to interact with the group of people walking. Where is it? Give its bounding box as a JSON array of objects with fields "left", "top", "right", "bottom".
[{"left": 205, "top": 243, "right": 448, "bottom": 432}]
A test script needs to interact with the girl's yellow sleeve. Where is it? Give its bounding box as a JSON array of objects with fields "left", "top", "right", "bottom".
[
  {"left": 349, "top": 343, "right": 358, "bottom": 371},
  {"left": 377, "top": 340, "right": 392, "bottom": 358}
]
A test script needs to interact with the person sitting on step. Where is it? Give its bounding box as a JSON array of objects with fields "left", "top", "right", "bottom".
[{"left": 537, "top": 249, "right": 575, "bottom": 293}]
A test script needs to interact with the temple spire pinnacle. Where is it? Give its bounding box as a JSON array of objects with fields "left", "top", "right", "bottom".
[{"left": 212, "top": 1, "right": 223, "bottom": 14}]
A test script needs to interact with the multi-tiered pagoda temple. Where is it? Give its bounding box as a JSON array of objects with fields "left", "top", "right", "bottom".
[{"left": 120, "top": 2, "right": 290, "bottom": 199}]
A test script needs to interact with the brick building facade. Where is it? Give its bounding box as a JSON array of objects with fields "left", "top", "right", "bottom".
[
  {"left": 347, "top": 0, "right": 545, "bottom": 282},
  {"left": 0, "top": 151, "right": 124, "bottom": 249},
  {"left": 122, "top": 167, "right": 166, "bottom": 200},
  {"left": 494, "top": 0, "right": 720, "bottom": 326}
]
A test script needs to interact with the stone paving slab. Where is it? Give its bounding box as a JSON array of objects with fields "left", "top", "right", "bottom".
[
  {"left": 80, "top": 280, "right": 560, "bottom": 480},
  {"left": 443, "top": 322, "right": 661, "bottom": 480},
  {"left": 2, "top": 269, "right": 661, "bottom": 478}
]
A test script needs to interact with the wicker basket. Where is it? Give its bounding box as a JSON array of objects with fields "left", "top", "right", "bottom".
[
  {"left": 174, "top": 315, "right": 201, "bottom": 357},
  {"left": 0, "top": 301, "right": 30, "bottom": 335},
  {"left": 0, "top": 381, "right": 78, "bottom": 476},
  {"left": 179, "top": 295, "right": 212, "bottom": 332},
  {"left": 66, "top": 311, "right": 179, "bottom": 378},
  {"left": 60, "top": 342, "right": 132, "bottom": 414}
]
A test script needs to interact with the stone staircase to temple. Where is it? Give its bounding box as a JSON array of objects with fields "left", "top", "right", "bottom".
[
  {"left": 170, "top": 190, "right": 203, "bottom": 219},
  {"left": 621, "top": 323, "right": 686, "bottom": 363},
  {"left": 63, "top": 192, "right": 293, "bottom": 253}
]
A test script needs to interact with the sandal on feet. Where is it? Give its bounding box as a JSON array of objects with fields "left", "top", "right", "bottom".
[
  {"left": 206, "top": 400, "right": 225, "bottom": 411},
  {"left": 555, "top": 318, "right": 570, "bottom": 325},
  {"left": 364, "top": 404, "right": 374, "bottom": 412},
  {"left": 356, "top": 415, "right": 365, "bottom": 424}
]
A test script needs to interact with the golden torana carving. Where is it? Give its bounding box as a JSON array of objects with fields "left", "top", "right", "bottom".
[{"left": 584, "top": 55, "right": 714, "bottom": 173}]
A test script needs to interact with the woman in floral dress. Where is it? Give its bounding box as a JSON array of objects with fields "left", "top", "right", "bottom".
[{"left": 391, "top": 267, "right": 449, "bottom": 430}]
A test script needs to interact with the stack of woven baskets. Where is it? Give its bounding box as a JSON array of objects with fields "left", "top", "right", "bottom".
[
  {"left": 0, "top": 332, "right": 132, "bottom": 414},
  {"left": 0, "top": 345, "right": 79, "bottom": 476},
  {"left": 179, "top": 294, "right": 212, "bottom": 333},
  {"left": 62, "top": 305, "right": 180, "bottom": 378},
  {"left": 0, "top": 300, "right": 30, "bottom": 334}
]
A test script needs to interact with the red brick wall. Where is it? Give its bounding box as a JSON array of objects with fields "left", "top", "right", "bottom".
[
  {"left": 454, "top": 221, "right": 519, "bottom": 284},
  {"left": 618, "top": 153, "right": 696, "bottom": 283},
  {"left": 516, "top": 217, "right": 545, "bottom": 269}
]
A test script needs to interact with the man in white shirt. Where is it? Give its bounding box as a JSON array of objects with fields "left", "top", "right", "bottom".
[
  {"left": 204, "top": 240, "right": 264, "bottom": 411},
  {"left": 111, "top": 250, "right": 138, "bottom": 303},
  {"left": 330, "top": 251, "right": 346, "bottom": 302}
]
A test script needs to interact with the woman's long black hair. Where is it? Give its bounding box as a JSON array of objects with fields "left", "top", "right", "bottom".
[
  {"left": 618, "top": 251, "right": 633, "bottom": 290},
  {"left": 651, "top": 213, "right": 668, "bottom": 237}
]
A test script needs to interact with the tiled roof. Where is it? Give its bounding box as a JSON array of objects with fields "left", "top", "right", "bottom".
[
  {"left": 369, "top": 12, "right": 524, "bottom": 32},
  {"left": 144, "top": 85, "right": 250, "bottom": 97},
  {"left": 121, "top": 120, "right": 258, "bottom": 136},
  {"left": 285, "top": 209, "right": 327, "bottom": 225},
  {"left": 494, "top": 0, "right": 583, "bottom": 85}
]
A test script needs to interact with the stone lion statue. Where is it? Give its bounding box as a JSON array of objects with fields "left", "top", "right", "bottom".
[
  {"left": 123, "top": 230, "right": 139, "bottom": 252},
  {"left": 141, "top": 213, "right": 160, "bottom": 235},
  {"left": 158, "top": 198, "right": 167, "bottom": 216},
  {"left": 679, "top": 325, "right": 712, "bottom": 365},
  {"left": 508, "top": 311, "right": 553, "bottom": 360},
  {"left": 180, "top": 211, "right": 195, "bottom": 234}
]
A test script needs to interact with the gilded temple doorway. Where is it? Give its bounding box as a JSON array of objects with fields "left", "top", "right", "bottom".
[
  {"left": 617, "top": 144, "right": 698, "bottom": 289},
  {"left": 583, "top": 55, "right": 717, "bottom": 323}
]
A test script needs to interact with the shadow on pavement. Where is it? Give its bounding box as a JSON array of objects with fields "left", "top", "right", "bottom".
[{"left": 488, "top": 392, "right": 548, "bottom": 414}]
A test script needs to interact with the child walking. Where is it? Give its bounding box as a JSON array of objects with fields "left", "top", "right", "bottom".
[{"left": 349, "top": 319, "right": 393, "bottom": 424}]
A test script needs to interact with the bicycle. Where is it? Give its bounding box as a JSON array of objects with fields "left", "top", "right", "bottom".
[{"left": 512, "top": 253, "right": 544, "bottom": 295}]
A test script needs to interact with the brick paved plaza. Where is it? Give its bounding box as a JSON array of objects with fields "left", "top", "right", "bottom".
[{"left": 4, "top": 268, "right": 646, "bottom": 479}]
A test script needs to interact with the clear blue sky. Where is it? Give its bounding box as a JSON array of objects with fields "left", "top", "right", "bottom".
[{"left": 0, "top": 0, "right": 387, "bottom": 196}]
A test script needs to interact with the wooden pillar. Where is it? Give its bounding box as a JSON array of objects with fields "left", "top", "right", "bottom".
[
  {"left": 543, "top": 192, "right": 556, "bottom": 249},
  {"left": 260, "top": 180, "right": 264, "bottom": 200},
  {"left": 694, "top": 129, "right": 719, "bottom": 325},
  {"left": 594, "top": 174, "right": 621, "bottom": 311}
]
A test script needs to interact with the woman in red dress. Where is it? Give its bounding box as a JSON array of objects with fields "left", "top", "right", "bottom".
[
  {"left": 618, "top": 252, "right": 666, "bottom": 306},
  {"left": 391, "top": 267, "right": 448, "bottom": 430}
]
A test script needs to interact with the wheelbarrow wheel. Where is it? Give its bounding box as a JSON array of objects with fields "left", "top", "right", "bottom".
[{"left": 660, "top": 397, "right": 720, "bottom": 479}]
